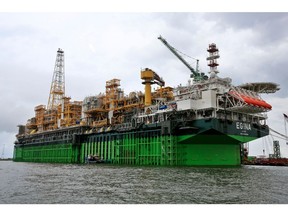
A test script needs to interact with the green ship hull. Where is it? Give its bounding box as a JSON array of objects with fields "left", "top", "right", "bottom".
[{"left": 13, "top": 118, "right": 268, "bottom": 166}]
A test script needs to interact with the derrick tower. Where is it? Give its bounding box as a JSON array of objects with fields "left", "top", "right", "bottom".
[
  {"left": 206, "top": 43, "right": 220, "bottom": 75},
  {"left": 47, "top": 48, "right": 65, "bottom": 110}
]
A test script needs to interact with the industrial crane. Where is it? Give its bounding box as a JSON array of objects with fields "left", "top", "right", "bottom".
[{"left": 158, "top": 35, "right": 207, "bottom": 82}]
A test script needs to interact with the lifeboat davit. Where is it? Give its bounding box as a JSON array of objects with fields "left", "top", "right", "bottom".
[{"left": 229, "top": 91, "right": 272, "bottom": 110}]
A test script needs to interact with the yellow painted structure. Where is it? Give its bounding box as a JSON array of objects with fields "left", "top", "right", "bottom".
[{"left": 141, "top": 68, "right": 157, "bottom": 106}]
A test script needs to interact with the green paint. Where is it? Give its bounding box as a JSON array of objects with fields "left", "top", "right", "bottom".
[
  {"left": 176, "top": 143, "right": 240, "bottom": 166},
  {"left": 228, "top": 135, "right": 256, "bottom": 143},
  {"left": 14, "top": 133, "right": 244, "bottom": 166},
  {"left": 14, "top": 143, "right": 74, "bottom": 163},
  {"left": 14, "top": 120, "right": 265, "bottom": 166}
]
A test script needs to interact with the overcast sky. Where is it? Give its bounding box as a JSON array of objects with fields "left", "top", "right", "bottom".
[{"left": 1, "top": 10, "right": 288, "bottom": 158}]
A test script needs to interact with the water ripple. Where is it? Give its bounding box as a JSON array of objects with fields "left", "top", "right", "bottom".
[{"left": 1, "top": 161, "right": 288, "bottom": 204}]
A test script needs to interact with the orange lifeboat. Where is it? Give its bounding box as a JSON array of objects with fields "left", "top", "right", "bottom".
[
  {"left": 229, "top": 91, "right": 272, "bottom": 110},
  {"left": 240, "top": 95, "right": 272, "bottom": 109}
]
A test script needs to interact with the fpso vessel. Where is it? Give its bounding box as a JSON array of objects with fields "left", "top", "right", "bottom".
[{"left": 13, "top": 37, "right": 279, "bottom": 166}]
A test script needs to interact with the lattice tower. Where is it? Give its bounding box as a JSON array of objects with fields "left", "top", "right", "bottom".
[
  {"left": 47, "top": 48, "right": 65, "bottom": 110},
  {"left": 207, "top": 43, "right": 220, "bottom": 74}
]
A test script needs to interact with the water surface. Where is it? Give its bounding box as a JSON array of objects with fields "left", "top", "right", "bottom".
[{"left": 1, "top": 161, "right": 288, "bottom": 204}]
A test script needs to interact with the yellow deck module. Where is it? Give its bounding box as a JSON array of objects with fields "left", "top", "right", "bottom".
[{"left": 141, "top": 68, "right": 165, "bottom": 106}]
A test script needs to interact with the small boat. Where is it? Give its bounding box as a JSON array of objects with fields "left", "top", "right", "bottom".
[{"left": 85, "top": 155, "right": 104, "bottom": 164}]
